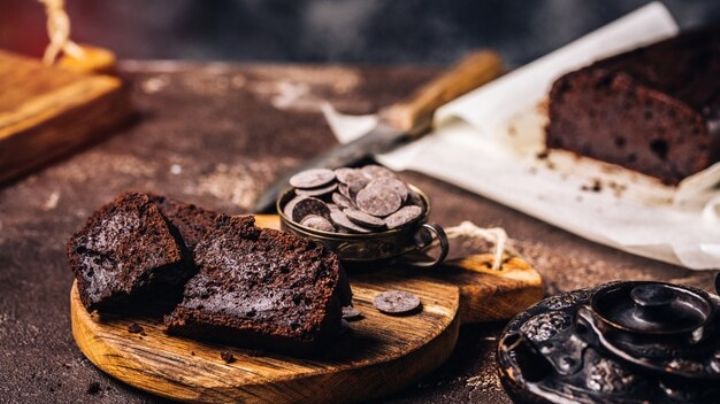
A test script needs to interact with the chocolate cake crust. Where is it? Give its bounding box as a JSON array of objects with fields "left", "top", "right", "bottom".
[
  {"left": 165, "top": 214, "right": 351, "bottom": 354},
  {"left": 547, "top": 26, "right": 720, "bottom": 185}
]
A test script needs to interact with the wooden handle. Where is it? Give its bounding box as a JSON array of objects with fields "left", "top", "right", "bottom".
[{"left": 381, "top": 50, "right": 503, "bottom": 134}]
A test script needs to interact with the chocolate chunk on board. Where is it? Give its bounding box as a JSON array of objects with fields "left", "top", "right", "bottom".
[
  {"left": 289, "top": 168, "right": 336, "bottom": 189},
  {"left": 220, "top": 351, "right": 236, "bottom": 363},
  {"left": 384, "top": 205, "right": 423, "bottom": 229},
  {"left": 342, "top": 306, "right": 362, "bottom": 320},
  {"left": 373, "top": 290, "right": 422, "bottom": 315},
  {"left": 355, "top": 185, "right": 402, "bottom": 217}
]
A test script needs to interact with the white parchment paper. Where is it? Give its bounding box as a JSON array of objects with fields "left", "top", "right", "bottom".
[{"left": 323, "top": 2, "right": 720, "bottom": 269}]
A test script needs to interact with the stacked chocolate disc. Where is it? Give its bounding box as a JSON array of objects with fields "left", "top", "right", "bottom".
[{"left": 283, "top": 165, "right": 425, "bottom": 234}]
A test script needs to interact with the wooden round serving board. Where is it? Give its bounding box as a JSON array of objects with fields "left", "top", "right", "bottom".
[{"left": 71, "top": 215, "right": 543, "bottom": 403}]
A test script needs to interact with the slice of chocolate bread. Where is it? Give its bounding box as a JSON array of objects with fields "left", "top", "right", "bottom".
[
  {"left": 149, "top": 194, "right": 218, "bottom": 252},
  {"left": 547, "top": 26, "right": 720, "bottom": 185},
  {"left": 165, "top": 214, "right": 352, "bottom": 354},
  {"left": 67, "top": 192, "right": 193, "bottom": 313}
]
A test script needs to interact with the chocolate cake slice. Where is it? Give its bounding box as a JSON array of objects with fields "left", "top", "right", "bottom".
[
  {"left": 165, "top": 214, "right": 352, "bottom": 354},
  {"left": 67, "top": 192, "right": 193, "bottom": 313},
  {"left": 547, "top": 26, "right": 720, "bottom": 185}
]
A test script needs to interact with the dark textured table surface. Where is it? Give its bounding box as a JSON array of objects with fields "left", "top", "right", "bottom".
[{"left": 0, "top": 62, "right": 714, "bottom": 403}]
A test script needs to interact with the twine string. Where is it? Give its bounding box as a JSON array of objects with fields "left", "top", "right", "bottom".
[
  {"left": 38, "top": 0, "right": 84, "bottom": 65},
  {"left": 445, "top": 221, "right": 516, "bottom": 270}
]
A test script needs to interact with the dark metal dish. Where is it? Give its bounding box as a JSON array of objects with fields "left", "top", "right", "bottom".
[
  {"left": 277, "top": 185, "right": 448, "bottom": 268},
  {"left": 497, "top": 277, "right": 720, "bottom": 403}
]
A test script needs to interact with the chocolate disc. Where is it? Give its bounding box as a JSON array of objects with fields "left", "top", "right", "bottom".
[
  {"left": 295, "top": 182, "right": 338, "bottom": 197},
  {"left": 384, "top": 205, "right": 422, "bottom": 229},
  {"left": 356, "top": 185, "right": 402, "bottom": 217},
  {"left": 341, "top": 305, "right": 362, "bottom": 320},
  {"left": 289, "top": 168, "right": 336, "bottom": 189},
  {"left": 330, "top": 210, "right": 372, "bottom": 233},
  {"left": 335, "top": 168, "right": 360, "bottom": 184},
  {"left": 373, "top": 290, "right": 421, "bottom": 315},
  {"left": 344, "top": 208, "right": 386, "bottom": 229},
  {"left": 338, "top": 183, "right": 353, "bottom": 200},
  {"left": 361, "top": 164, "right": 395, "bottom": 180},
  {"left": 300, "top": 215, "right": 335, "bottom": 232},
  {"left": 291, "top": 197, "right": 331, "bottom": 222},
  {"left": 331, "top": 192, "right": 355, "bottom": 209},
  {"left": 367, "top": 177, "right": 408, "bottom": 202},
  {"left": 283, "top": 196, "right": 303, "bottom": 219}
]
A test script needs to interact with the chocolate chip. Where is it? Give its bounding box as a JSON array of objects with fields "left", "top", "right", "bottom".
[
  {"left": 342, "top": 305, "right": 362, "bottom": 320},
  {"left": 289, "top": 168, "right": 336, "bottom": 189},
  {"left": 295, "top": 182, "right": 338, "bottom": 197},
  {"left": 300, "top": 215, "right": 335, "bottom": 232},
  {"left": 384, "top": 205, "right": 423, "bottom": 229},
  {"left": 127, "top": 323, "right": 144, "bottom": 334},
  {"left": 361, "top": 164, "right": 395, "bottom": 180},
  {"left": 220, "top": 351, "right": 236, "bottom": 363},
  {"left": 373, "top": 290, "right": 422, "bottom": 315},
  {"left": 344, "top": 208, "right": 386, "bottom": 229},
  {"left": 356, "top": 185, "right": 402, "bottom": 217},
  {"left": 291, "top": 197, "right": 331, "bottom": 222},
  {"left": 330, "top": 210, "right": 372, "bottom": 233},
  {"left": 331, "top": 192, "right": 355, "bottom": 209}
]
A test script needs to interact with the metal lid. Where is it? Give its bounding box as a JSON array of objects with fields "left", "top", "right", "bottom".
[
  {"left": 590, "top": 282, "right": 713, "bottom": 336},
  {"left": 497, "top": 280, "right": 720, "bottom": 403}
]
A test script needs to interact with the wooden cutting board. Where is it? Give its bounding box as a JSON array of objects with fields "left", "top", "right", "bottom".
[
  {"left": 70, "top": 214, "right": 543, "bottom": 403},
  {"left": 0, "top": 49, "right": 132, "bottom": 184}
]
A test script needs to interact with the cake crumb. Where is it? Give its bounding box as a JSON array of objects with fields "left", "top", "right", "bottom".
[
  {"left": 536, "top": 150, "right": 549, "bottom": 160},
  {"left": 127, "top": 323, "right": 145, "bottom": 335},
  {"left": 220, "top": 351, "right": 236, "bottom": 363},
  {"left": 86, "top": 382, "right": 101, "bottom": 395},
  {"left": 581, "top": 179, "right": 602, "bottom": 192},
  {"left": 608, "top": 181, "right": 627, "bottom": 197}
]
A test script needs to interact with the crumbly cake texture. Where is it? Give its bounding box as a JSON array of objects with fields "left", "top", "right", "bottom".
[
  {"left": 148, "top": 194, "right": 218, "bottom": 252},
  {"left": 547, "top": 26, "right": 720, "bottom": 185},
  {"left": 67, "top": 192, "right": 192, "bottom": 313},
  {"left": 165, "top": 214, "right": 352, "bottom": 354}
]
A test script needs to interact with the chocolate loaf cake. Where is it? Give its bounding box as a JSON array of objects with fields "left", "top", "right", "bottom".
[
  {"left": 67, "top": 193, "right": 193, "bottom": 313},
  {"left": 165, "top": 215, "right": 352, "bottom": 354},
  {"left": 546, "top": 26, "right": 720, "bottom": 185}
]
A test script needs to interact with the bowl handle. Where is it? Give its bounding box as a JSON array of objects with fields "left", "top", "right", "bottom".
[{"left": 400, "top": 223, "right": 449, "bottom": 269}]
